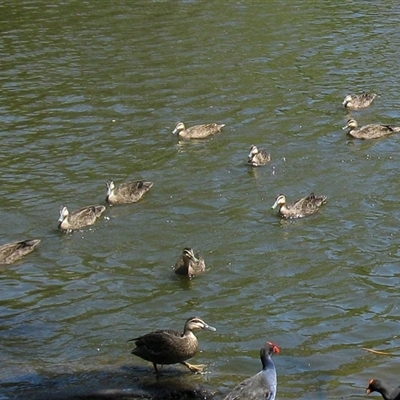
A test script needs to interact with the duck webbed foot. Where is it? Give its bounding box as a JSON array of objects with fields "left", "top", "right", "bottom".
[{"left": 181, "top": 361, "right": 206, "bottom": 373}]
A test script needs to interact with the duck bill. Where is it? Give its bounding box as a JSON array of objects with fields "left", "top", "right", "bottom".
[
  {"left": 172, "top": 128, "right": 178, "bottom": 134},
  {"left": 366, "top": 389, "right": 371, "bottom": 395},
  {"left": 342, "top": 125, "right": 349, "bottom": 130},
  {"left": 187, "top": 249, "right": 199, "bottom": 263},
  {"left": 271, "top": 200, "right": 279, "bottom": 209},
  {"left": 58, "top": 214, "right": 64, "bottom": 222},
  {"left": 204, "top": 323, "right": 216, "bottom": 332}
]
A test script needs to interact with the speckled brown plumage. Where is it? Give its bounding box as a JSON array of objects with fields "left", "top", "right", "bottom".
[
  {"left": 0, "top": 239, "right": 41, "bottom": 265},
  {"left": 58, "top": 205, "right": 106, "bottom": 231},
  {"left": 174, "top": 248, "right": 206, "bottom": 277},
  {"left": 342, "top": 92, "right": 377, "bottom": 110},
  {"left": 343, "top": 118, "right": 400, "bottom": 139},
  {"left": 128, "top": 317, "right": 216, "bottom": 374},
  {"left": 172, "top": 121, "right": 225, "bottom": 139},
  {"left": 271, "top": 193, "right": 327, "bottom": 219},
  {"left": 106, "top": 180, "right": 153, "bottom": 205}
]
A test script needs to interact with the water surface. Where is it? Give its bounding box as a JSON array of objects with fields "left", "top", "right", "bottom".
[{"left": 1, "top": 2, "right": 400, "bottom": 399}]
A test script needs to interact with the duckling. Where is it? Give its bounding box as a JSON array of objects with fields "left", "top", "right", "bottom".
[
  {"left": 342, "top": 118, "right": 400, "bottom": 139},
  {"left": 247, "top": 145, "right": 271, "bottom": 167},
  {"left": 223, "top": 342, "right": 280, "bottom": 400},
  {"left": 106, "top": 180, "right": 153, "bottom": 205},
  {"left": 0, "top": 239, "right": 41, "bottom": 265},
  {"left": 58, "top": 205, "right": 106, "bottom": 231},
  {"left": 174, "top": 247, "right": 206, "bottom": 278},
  {"left": 128, "top": 316, "right": 216, "bottom": 374},
  {"left": 271, "top": 193, "right": 327, "bottom": 219},
  {"left": 172, "top": 121, "right": 225, "bottom": 139},
  {"left": 342, "top": 92, "right": 377, "bottom": 110}
]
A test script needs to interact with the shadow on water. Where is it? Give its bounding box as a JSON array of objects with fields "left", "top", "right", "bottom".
[{"left": 1, "top": 365, "right": 216, "bottom": 400}]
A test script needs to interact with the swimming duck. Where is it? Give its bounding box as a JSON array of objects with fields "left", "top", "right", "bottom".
[
  {"left": 342, "top": 118, "right": 400, "bottom": 139},
  {"left": 247, "top": 145, "right": 271, "bottom": 167},
  {"left": 128, "top": 316, "right": 216, "bottom": 374},
  {"left": 172, "top": 121, "right": 225, "bottom": 139},
  {"left": 58, "top": 205, "right": 106, "bottom": 231},
  {"left": 366, "top": 379, "right": 400, "bottom": 400},
  {"left": 0, "top": 239, "right": 41, "bottom": 265},
  {"left": 223, "top": 342, "right": 280, "bottom": 400},
  {"left": 271, "top": 193, "right": 327, "bottom": 219},
  {"left": 174, "top": 247, "right": 206, "bottom": 277},
  {"left": 342, "top": 92, "right": 377, "bottom": 110},
  {"left": 106, "top": 180, "right": 153, "bottom": 205}
]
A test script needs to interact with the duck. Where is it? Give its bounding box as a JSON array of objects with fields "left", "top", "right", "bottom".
[
  {"left": 106, "top": 180, "right": 153, "bottom": 205},
  {"left": 366, "top": 379, "right": 400, "bottom": 400},
  {"left": 174, "top": 247, "right": 206, "bottom": 278},
  {"left": 0, "top": 239, "right": 41, "bottom": 265},
  {"left": 172, "top": 121, "right": 225, "bottom": 139},
  {"left": 128, "top": 316, "right": 216, "bottom": 374},
  {"left": 342, "top": 118, "right": 400, "bottom": 139},
  {"left": 58, "top": 205, "right": 106, "bottom": 231},
  {"left": 271, "top": 193, "right": 327, "bottom": 219},
  {"left": 223, "top": 341, "right": 280, "bottom": 400},
  {"left": 247, "top": 145, "right": 271, "bottom": 167},
  {"left": 342, "top": 92, "right": 377, "bottom": 110}
]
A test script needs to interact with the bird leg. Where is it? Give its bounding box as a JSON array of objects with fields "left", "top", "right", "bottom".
[
  {"left": 152, "top": 363, "right": 159, "bottom": 374},
  {"left": 180, "top": 361, "right": 206, "bottom": 373}
]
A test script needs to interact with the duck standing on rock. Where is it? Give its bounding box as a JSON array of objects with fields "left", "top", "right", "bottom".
[
  {"left": 128, "top": 316, "right": 216, "bottom": 374},
  {"left": 172, "top": 121, "right": 225, "bottom": 139},
  {"left": 366, "top": 379, "right": 400, "bottom": 400},
  {"left": 271, "top": 193, "right": 327, "bottom": 219},
  {"left": 174, "top": 247, "right": 206, "bottom": 278},
  {"left": 223, "top": 341, "right": 280, "bottom": 400},
  {"left": 342, "top": 92, "right": 377, "bottom": 110}
]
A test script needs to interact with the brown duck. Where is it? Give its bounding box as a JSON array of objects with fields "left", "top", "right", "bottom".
[
  {"left": 128, "top": 316, "right": 216, "bottom": 374},
  {"left": 271, "top": 193, "right": 327, "bottom": 219},
  {"left": 172, "top": 121, "right": 225, "bottom": 139},
  {"left": 342, "top": 118, "right": 400, "bottom": 139},
  {"left": 0, "top": 239, "right": 41, "bottom": 265},
  {"left": 106, "top": 180, "right": 153, "bottom": 205},
  {"left": 342, "top": 92, "right": 377, "bottom": 110},
  {"left": 58, "top": 205, "right": 106, "bottom": 231},
  {"left": 174, "top": 247, "right": 206, "bottom": 278},
  {"left": 247, "top": 145, "right": 271, "bottom": 167}
]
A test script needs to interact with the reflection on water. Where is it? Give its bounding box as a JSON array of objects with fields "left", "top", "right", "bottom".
[{"left": 2, "top": 1, "right": 400, "bottom": 399}]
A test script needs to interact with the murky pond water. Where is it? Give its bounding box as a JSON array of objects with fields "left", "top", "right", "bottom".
[{"left": 1, "top": 2, "right": 400, "bottom": 399}]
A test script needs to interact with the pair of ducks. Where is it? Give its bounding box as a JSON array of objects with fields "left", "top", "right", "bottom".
[
  {"left": 342, "top": 92, "right": 400, "bottom": 139},
  {"left": 129, "top": 316, "right": 280, "bottom": 400},
  {"left": 58, "top": 179, "right": 153, "bottom": 231},
  {"left": 173, "top": 120, "right": 271, "bottom": 167}
]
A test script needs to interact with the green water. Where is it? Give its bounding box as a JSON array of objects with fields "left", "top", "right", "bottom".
[{"left": 1, "top": 2, "right": 400, "bottom": 399}]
